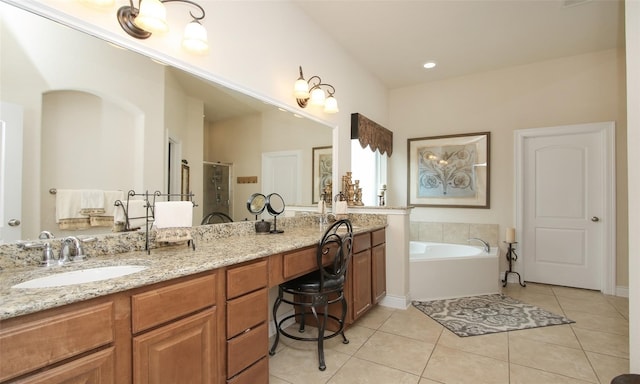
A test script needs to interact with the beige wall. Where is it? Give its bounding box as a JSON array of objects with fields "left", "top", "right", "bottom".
[
  {"left": 204, "top": 110, "right": 332, "bottom": 221},
  {"left": 389, "top": 49, "right": 629, "bottom": 288}
]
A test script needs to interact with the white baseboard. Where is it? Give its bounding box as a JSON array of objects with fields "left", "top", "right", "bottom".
[
  {"left": 379, "top": 294, "right": 411, "bottom": 309},
  {"left": 616, "top": 286, "right": 629, "bottom": 298}
]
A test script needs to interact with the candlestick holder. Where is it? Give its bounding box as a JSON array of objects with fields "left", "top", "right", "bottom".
[{"left": 502, "top": 242, "right": 526, "bottom": 287}]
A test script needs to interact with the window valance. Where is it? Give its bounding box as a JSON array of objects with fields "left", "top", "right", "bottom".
[{"left": 350, "top": 113, "right": 393, "bottom": 156}]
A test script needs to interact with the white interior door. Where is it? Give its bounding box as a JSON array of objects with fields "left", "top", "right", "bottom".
[
  {"left": 0, "top": 102, "right": 24, "bottom": 243},
  {"left": 516, "top": 122, "right": 615, "bottom": 292},
  {"left": 262, "top": 151, "right": 302, "bottom": 206}
]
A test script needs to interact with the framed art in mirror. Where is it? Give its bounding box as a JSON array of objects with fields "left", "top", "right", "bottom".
[
  {"left": 407, "top": 132, "right": 490, "bottom": 208},
  {"left": 312, "top": 146, "right": 332, "bottom": 204},
  {"left": 181, "top": 162, "right": 190, "bottom": 201}
]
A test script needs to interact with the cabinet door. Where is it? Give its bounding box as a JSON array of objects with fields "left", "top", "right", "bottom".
[
  {"left": 372, "top": 243, "right": 386, "bottom": 304},
  {"left": 11, "top": 347, "right": 114, "bottom": 384},
  {"left": 352, "top": 249, "right": 372, "bottom": 320},
  {"left": 133, "top": 308, "right": 217, "bottom": 384}
]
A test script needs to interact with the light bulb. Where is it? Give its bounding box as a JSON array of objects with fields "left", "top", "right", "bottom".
[
  {"left": 182, "top": 21, "right": 208, "bottom": 54},
  {"left": 134, "top": 0, "right": 168, "bottom": 33},
  {"left": 293, "top": 78, "right": 310, "bottom": 99},
  {"left": 309, "top": 87, "right": 326, "bottom": 106},
  {"left": 323, "top": 95, "right": 339, "bottom": 113}
]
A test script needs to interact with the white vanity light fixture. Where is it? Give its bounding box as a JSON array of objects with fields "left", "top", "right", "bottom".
[
  {"left": 294, "top": 66, "right": 339, "bottom": 114},
  {"left": 116, "top": 0, "right": 209, "bottom": 55}
]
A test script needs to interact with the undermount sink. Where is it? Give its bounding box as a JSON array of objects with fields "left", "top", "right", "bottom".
[{"left": 12, "top": 265, "right": 148, "bottom": 289}]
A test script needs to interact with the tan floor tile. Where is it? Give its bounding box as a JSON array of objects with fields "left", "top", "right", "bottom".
[
  {"left": 437, "top": 328, "right": 508, "bottom": 361},
  {"left": 380, "top": 306, "right": 443, "bottom": 343},
  {"left": 586, "top": 351, "right": 631, "bottom": 384},
  {"left": 556, "top": 295, "right": 621, "bottom": 318},
  {"left": 327, "top": 357, "right": 420, "bottom": 384},
  {"left": 268, "top": 346, "right": 350, "bottom": 384},
  {"left": 573, "top": 327, "right": 629, "bottom": 358},
  {"left": 274, "top": 324, "right": 373, "bottom": 357},
  {"left": 509, "top": 363, "right": 596, "bottom": 384},
  {"left": 323, "top": 324, "right": 375, "bottom": 355},
  {"left": 605, "top": 295, "right": 630, "bottom": 319},
  {"left": 354, "top": 331, "right": 434, "bottom": 375},
  {"left": 269, "top": 375, "right": 292, "bottom": 384},
  {"left": 417, "top": 379, "right": 443, "bottom": 384},
  {"left": 566, "top": 309, "right": 629, "bottom": 335},
  {"left": 357, "top": 305, "right": 396, "bottom": 330},
  {"left": 502, "top": 282, "right": 555, "bottom": 296},
  {"left": 503, "top": 291, "right": 564, "bottom": 313},
  {"left": 509, "top": 334, "right": 597, "bottom": 382},
  {"left": 552, "top": 286, "right": 604, "bottom": 300},
  {"left": 508, "top": 324, "right": 580, "bottom": 349},
  {"left": 422, "top": 344, "right": 509, "bottom": 384}
]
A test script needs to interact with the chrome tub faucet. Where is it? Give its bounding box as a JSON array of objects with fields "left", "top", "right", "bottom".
[{"left": 468, "top": 238, "right": 490, "bottom": 253}]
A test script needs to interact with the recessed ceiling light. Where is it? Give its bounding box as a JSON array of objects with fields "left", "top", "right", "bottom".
[{"left": 423, "top": 61, "right": 437, "bottom": 69}]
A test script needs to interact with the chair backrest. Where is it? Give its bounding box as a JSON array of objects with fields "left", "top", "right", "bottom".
[
  {"left": 317, "top": 219, "right": 354, "bottom": 289},
  {"left": 201, "top": 212, "right": 233, "bottom": 225}
]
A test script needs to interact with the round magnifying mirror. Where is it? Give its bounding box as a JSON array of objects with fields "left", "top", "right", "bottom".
[
  {"left": 266, "top": 193, "right": 285, "bottom": 233},
  {"left": 266, "top": 193, "right": 285, "bottom": 216},
  {"left": 246, "top": 193, "right": 266, "bottom": 216}
]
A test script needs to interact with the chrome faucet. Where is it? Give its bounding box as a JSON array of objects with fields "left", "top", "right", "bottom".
[
  {"left": 468, "top": 238, "right": 490, "bottom": 253},
  {"left": 60, "top": 236, "right": 96, "bottom": 264},
  {"left": 17, "top": 231, "right": 57, "bottom": 267}
]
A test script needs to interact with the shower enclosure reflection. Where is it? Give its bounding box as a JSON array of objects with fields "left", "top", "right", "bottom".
[{"left": 203, "top": 162, "right": 232, "bottom": 221}]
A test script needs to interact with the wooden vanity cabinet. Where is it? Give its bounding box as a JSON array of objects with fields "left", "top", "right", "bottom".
[
  {"left": 131, "top": 272, "right": 221, "bottom": 384},
  {"left": 225, "top": 259, "right": 269, "bottom": 384},
  {"left": 0, "top": 296, "right": 121, "bottom": 384},
  {"left": 350, "top": 232, "right": 373, "bottom": 322},
  {"left": 371, "top": 228, "right": 387, "bottom": 304}
]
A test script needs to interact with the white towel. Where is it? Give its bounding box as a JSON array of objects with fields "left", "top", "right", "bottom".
[
  {"left": 114, "top": 199, "right": 149, "bottom": 230},
  {"left": 80, "top": 190, "right": 104, "bottom": 212},
  {"left": 56, "top": 189, "right": 83, "bottom": 222},
  {"left": 154, "top": 201, "right": 193, "bottom": 228},
  {"left": 102, "top": 190, "right": 125, "bottom": 217}
]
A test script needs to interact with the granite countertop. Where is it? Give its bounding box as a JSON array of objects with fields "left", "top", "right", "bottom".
[{"left": 0, "top": 223, "right": 384, "bottom": 320}]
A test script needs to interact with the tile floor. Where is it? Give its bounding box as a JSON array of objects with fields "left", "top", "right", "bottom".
[{"left": 268, "top": 283, "right": 630, "bottom": 384}]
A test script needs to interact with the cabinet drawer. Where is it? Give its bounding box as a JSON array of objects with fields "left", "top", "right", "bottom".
[
  {"left": 282, "top": 245, "right": 333, "bottom": 280},
  {"left": 0, "top": 302, "right": 114, "bottom": 382},
  {"left": 9, "top": 347, "right": 115, "bottom": 384},
  {"left": 282, "top": 245, "right": 316, "bottom": 279},
  {"left": 226, "top": 288, "right": 268, "bottom": 338},
  {"left": 227, "top": 259, "right": 268, "bottom": 299},
  {"left": 227, "top": 322, "right": 268, "bottom": 378},
  {"left": 353, "top": 232, "right": 372, "bottom": 254},
  {"left": 227, "top": 357, "right": 268, "bottom": 384},
  {"left": 371, "top": 228, "right": 385, "bottom": 246},
  {"left": 131, "top": 273, "right": 216, "bottom": 333}
]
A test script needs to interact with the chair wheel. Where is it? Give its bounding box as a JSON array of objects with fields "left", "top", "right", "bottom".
[{"left": 319, "top": 365, "right": 326, "bottom": 371}]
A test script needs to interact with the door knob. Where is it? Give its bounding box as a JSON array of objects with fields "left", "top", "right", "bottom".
[
  {"left": 591, "top": 216, "right": 600, "bottom": 222},
  {"left": 8, "top": 219, "right": 21, "bottom": 226}
]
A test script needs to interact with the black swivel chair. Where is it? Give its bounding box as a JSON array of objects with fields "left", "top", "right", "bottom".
[{"left": 269, "top": 219, "right": 354, "bottom": 371}]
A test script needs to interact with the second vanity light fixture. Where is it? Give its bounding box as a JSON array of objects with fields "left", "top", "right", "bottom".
[
  {"left": 293, "top": 66, "right": 339, "bottom": 114},
  {"left": 116, "top": 0, "right": 209, "bottom": 54}
]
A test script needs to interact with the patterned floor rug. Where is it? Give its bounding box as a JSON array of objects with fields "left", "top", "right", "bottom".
[{"left": 412, "top": 294, "right": 574, "bottom": 337}]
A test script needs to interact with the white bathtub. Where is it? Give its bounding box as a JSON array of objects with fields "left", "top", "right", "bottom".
[{"left": 409, "top": 241, "right": 500, "bottom": 301}]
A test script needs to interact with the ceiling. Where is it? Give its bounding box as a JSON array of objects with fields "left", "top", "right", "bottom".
[{"left": 294, "top": 0, "right": 625, "bottom": 89}]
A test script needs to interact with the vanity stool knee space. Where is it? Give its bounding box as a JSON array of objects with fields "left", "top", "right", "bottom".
[{"left": 269, "top": 219, "right": 354, "bottom": 371}]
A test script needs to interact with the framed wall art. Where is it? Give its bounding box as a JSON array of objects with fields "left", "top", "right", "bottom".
[
  {"left": 312, "top": 146, "right": 332, "bottom": 204},
  {"left": 407, "top": 132, "right": 490, "bottom": 208}
]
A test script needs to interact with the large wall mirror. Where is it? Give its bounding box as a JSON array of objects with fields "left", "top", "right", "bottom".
[{"left": 0, "top": 2, "right": 333, "bottom": 242}]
